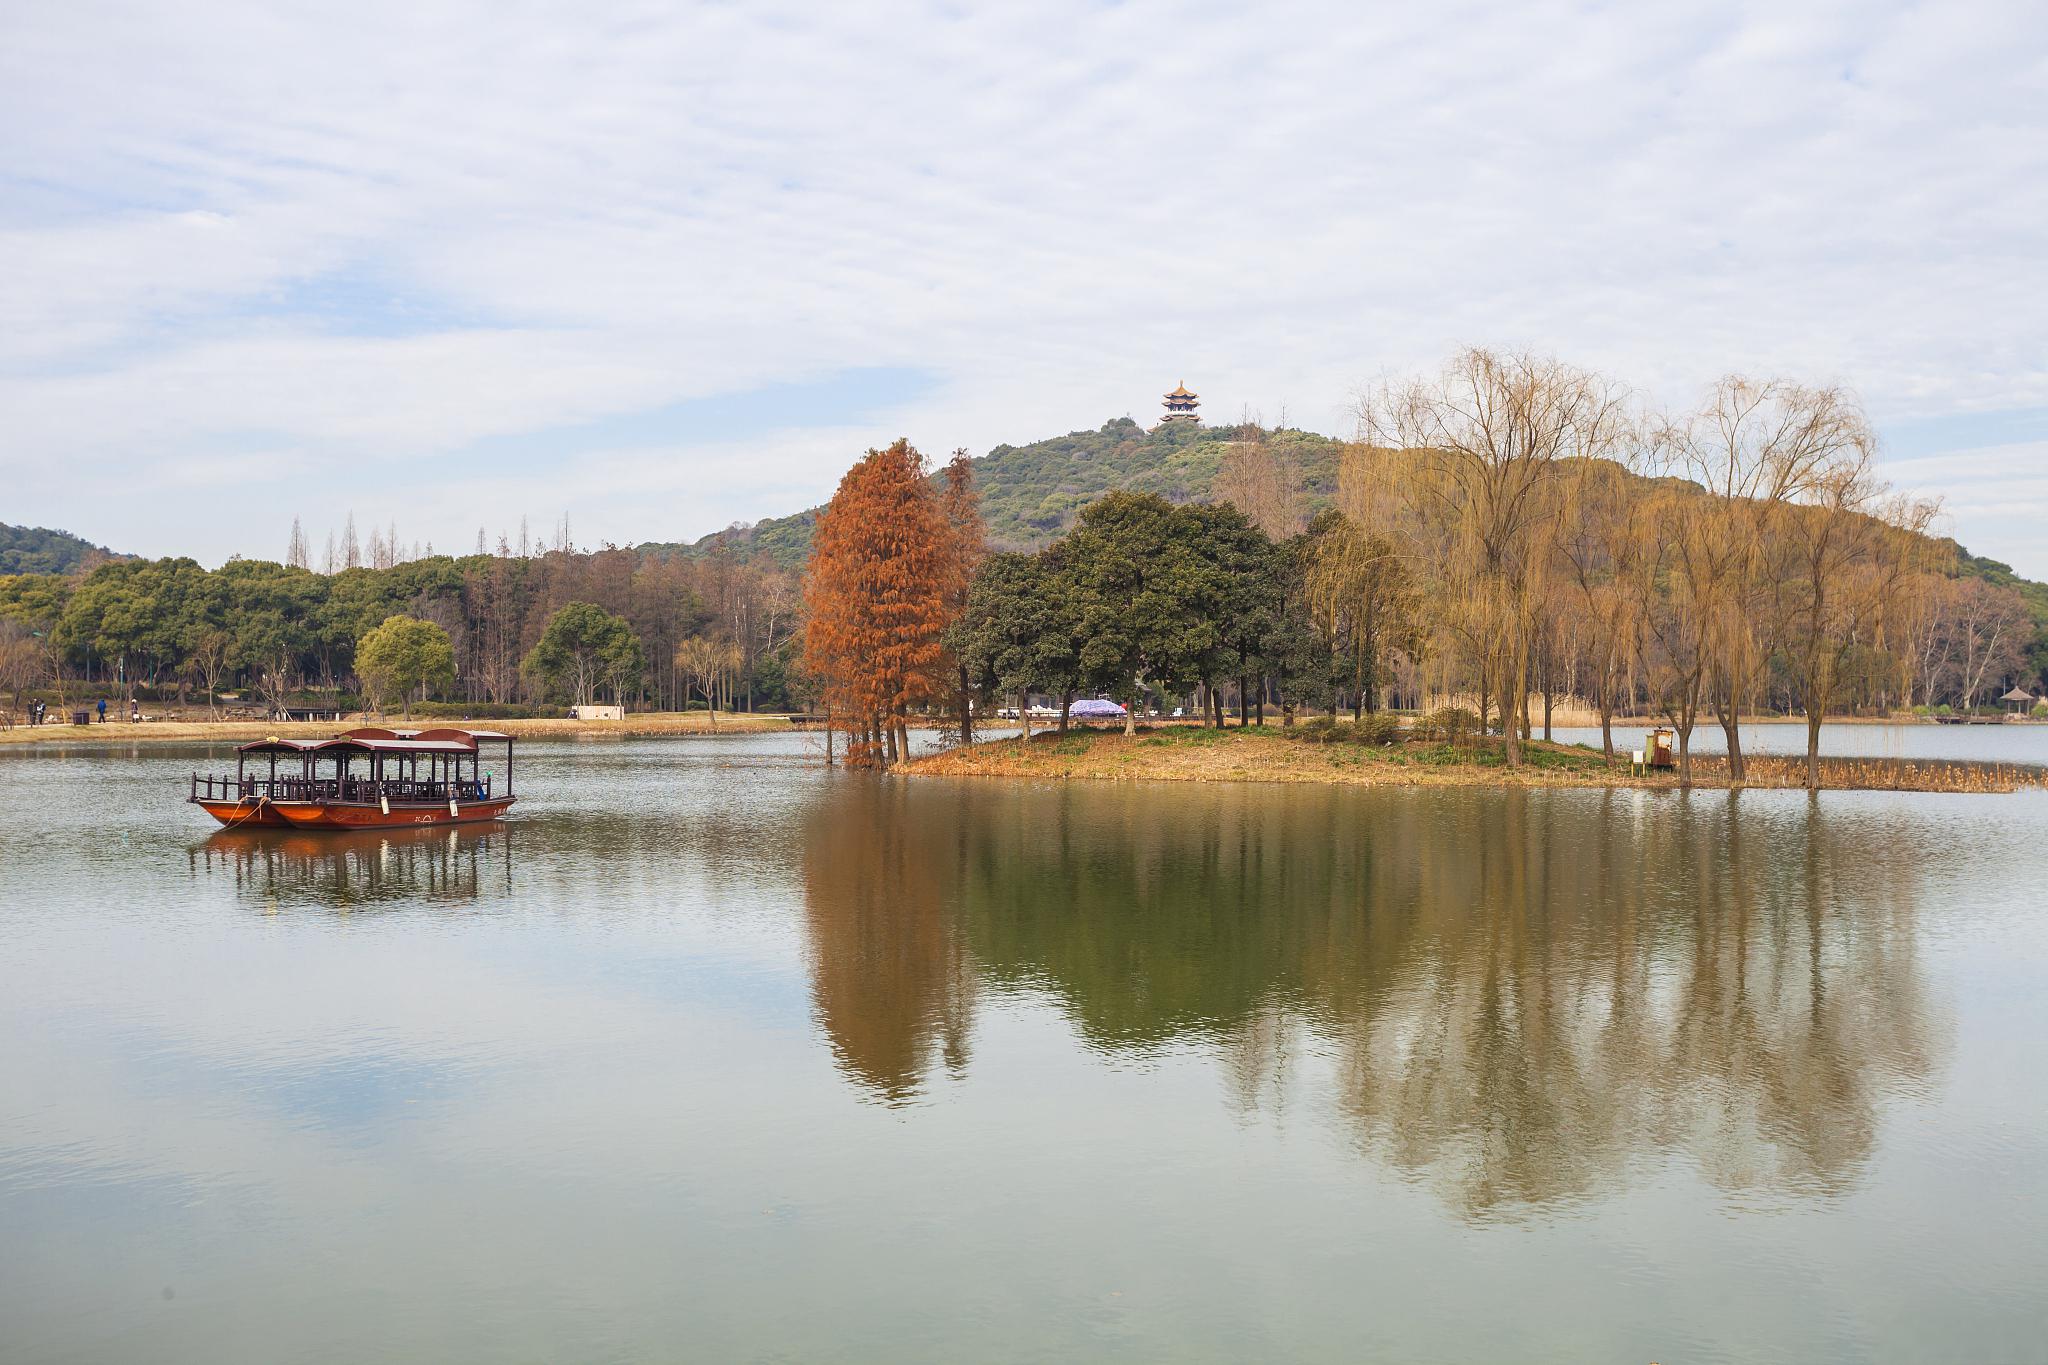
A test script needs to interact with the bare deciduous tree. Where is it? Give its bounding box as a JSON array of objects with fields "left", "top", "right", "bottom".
[
  {"left": 675, "top": 636, "right": 743, "bottom": 731},
  {"left": 1357, "top": 348, "right": 1627, "bottom": 766},
  {"left": 1772, "top": 430, "right": 1939, "bottom": 788},
  {"left": 1216, "top": 423, "right": 1304, "bottom": 539}
]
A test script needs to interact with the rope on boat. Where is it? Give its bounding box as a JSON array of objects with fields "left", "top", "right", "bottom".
[{"left": 219, "top": 795, "right": 272, "bottom": 830}]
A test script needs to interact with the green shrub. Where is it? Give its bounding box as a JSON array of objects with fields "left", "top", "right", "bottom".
[
  {"left": 1351, "top": 712, "right": 1400, "bottom": 745},
  {"left": 1415, "top": 706, "right": 1478, "bottom": 744},
  {"left": 1292, "top": 716, "right": 1343, "bottom": 744}
]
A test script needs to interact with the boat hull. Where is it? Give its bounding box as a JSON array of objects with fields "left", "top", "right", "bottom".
[
  {"left": 272, "top": 797, "right": 517, "bottom": 830},
  {"left": 193, "top": 798, "right": 297, "bottom": 828}
]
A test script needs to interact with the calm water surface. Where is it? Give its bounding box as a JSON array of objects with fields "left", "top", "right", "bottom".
[{"left": 3, "top": 733, "right": 2046, "bottom": 1363}]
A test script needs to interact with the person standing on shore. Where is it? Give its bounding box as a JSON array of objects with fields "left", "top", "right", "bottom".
[{"left": 96, "top": 698, "right": 106, "bottom": 724}]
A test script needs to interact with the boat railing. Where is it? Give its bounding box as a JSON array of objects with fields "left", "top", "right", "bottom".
[{"left": 190, "top": 774, "right": 495, "bottom": 804}]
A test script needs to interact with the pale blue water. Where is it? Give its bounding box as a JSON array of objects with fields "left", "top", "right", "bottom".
[{"left": 2, "top": 733, "right": 2046, "bottom": 1362}]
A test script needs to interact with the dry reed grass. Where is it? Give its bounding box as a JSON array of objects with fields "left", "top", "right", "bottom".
[{"left": 1684, "top": 752, "right": 2042, "bottom": 793}]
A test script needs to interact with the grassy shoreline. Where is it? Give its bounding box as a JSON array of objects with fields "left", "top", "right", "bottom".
[
  {"left": 0, "top": 711, "right": 799, "bottom": 747},
  {"left": 902, "top": 725, "right": 2044, "bottom": 793}
]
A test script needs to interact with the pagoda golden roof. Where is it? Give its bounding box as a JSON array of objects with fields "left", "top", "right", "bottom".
[{"left": 1164, "top": 382, "right": 1198, "bottom": 399}]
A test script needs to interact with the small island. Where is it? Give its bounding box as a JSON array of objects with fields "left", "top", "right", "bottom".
[
  {"left": 797, "top": 361, "right": 2047, "bottom": 795},
  {"left": 904, "top": 720, "right": 2040, "bottom": 793}
]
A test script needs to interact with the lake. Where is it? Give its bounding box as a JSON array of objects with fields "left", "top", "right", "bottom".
[{"left": 4, "top": 732, "right": 2047, "bottom": 1362}]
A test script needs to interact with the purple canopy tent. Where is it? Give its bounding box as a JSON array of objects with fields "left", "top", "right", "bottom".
[{"left": 1069, "top": 698, "right": 1128, "bottom": 719}]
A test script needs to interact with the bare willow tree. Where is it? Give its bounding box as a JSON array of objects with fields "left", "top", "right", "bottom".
[
  {"left": 1773, "top": 441, "right": 1938, "bottom": 788},
  {"left": 1305, "top": 504, "right": 1421, "bottom": 717},
  {"left": 1663, "top": 377, "right": 1860, "bottom": 782},
  {"left": 1357, "top": 349, "right": 1626, "bottom": 766},
  {"left": 1556, "top": 440, "right": 1656, "bottom": 762},
  {"left": 1639, "top": 483, "right": 1717, "bottom": 782}
]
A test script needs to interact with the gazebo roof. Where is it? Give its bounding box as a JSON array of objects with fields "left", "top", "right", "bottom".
[
  {"left": 1164, "top": 382, "right": 1197, "bottom": 399},
  {"left": 1999, "top": 686, "right": 2036, "bottom": 702}
]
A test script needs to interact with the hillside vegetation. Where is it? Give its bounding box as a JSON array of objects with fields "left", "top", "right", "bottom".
[
  {"left": 650, "top": 418, "right": 1347, "bottom": 568},
  {"left": 648, "top": 415, "right": 2047, "bottom": 683},
  {"left": 0, "top": 524, "right": 120, "bottom": 575}
]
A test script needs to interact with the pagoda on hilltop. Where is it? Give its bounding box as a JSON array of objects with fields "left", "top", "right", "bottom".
[{"left": 1157, "top": 381, "right": 1201, "bottom": 427}]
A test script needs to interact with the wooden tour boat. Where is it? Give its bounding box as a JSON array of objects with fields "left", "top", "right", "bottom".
[{"left": 191, "top": 727, "right": 517, "bottom": 830}]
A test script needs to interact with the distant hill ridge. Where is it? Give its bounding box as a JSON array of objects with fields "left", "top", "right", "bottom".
[
  {"left": 643, "top": 415, "right": 2048, "bottom": 674},
  {"left": 644, "top": 417, "right": 1347, "bottom": 568},
  {"left": 0, "top": 523, "right": 123, "bottom": 575}
]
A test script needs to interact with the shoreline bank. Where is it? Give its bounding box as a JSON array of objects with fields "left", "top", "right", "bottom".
[
  {"left": 901, "top": 727, "right": 2045, "bottom": 793},
  {"left": 0, "top": 711, "right": 801, "bottom": 748}
]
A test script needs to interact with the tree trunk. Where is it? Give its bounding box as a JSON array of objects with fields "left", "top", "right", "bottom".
[
  {"left": 1503, "top": 649, "right": 1527, "bottom": 767},
  {"left": 958, "top": 663, "right": 974, "bottom": 746},
  {"left": 1256, "top": 675, "right": 1267, "bottom": 726},
  {"left": 1806, "top": 706, "right": 1824, "bottom": 791},
  {"left": 1719, "top": 692, "right": 1744, "bottom": 786},
  {"left": 1019, "top": 689, "right": 1032, "bottom": 742},
  {"left": 1059, "top": 691, "right": 1072, "bottom": 734}
]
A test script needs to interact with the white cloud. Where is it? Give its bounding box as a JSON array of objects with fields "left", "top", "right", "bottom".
[{"left": 1, "top": 0, "right": 2044, "bottom": 565}]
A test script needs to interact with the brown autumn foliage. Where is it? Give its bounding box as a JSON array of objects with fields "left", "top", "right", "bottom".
[
  {"left": 802, "top": 438, "right": 967, "bottom": 767},
  {"left": 1336, "top": 354, "right": 1960, "bottom": 789}
]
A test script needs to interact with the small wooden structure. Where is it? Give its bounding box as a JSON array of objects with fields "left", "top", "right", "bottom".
[
  {"left": 2001, "top": 686, "right": 2037, "bottom": 716},
  {"left": 1645, "top": 727, "right": 1676, "bottom": 769},
  {"left": 568, "top": 703, "right": 623, "bottom": 721}
]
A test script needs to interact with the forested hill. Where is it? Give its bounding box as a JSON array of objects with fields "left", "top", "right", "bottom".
[
  {"left": 0, "top": 523, "right": 122, "bottom": 575},
  {"left": 644, "top": 415, "right": 2048, "bottom": 679},
  {"left": 646, "top": 418, "right": 1349, "bottom": 569}
]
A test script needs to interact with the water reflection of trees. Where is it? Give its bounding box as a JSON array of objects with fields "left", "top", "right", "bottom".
[
  {"left": 193, "top": 826, "right": 511, "bottom": 909},
  {"left": 802, "top": 781, "right": 1944, "bottom": 1213},
  {"left": 801, "top": 781, "right": 975, "bottom": 1104}
]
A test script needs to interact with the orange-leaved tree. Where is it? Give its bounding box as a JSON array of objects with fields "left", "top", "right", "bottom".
[{"left": 803, "top": 439, "right": 958, "bottom": 767}]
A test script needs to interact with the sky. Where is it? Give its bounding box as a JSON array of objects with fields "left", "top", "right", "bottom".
[{"left": 3, "top": 1, "right": 2045, "bottom": 573}]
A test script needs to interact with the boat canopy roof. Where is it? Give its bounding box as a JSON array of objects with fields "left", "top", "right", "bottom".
[{"left": 238, "top": 726, "right": 511, "bottom": 757}]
